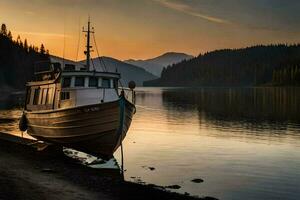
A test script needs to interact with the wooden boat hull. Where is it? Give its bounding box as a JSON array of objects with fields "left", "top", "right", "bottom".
[{"left": 24, "top": 96, "right": 135, "bottom": 159}]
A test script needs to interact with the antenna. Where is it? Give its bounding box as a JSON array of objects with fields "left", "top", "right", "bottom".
[
  {"left": 82, "top": 16, "right": 94, "bottom": 71},
  {"left": 62, "top": 16, "right": 66, "bottom": 69}
]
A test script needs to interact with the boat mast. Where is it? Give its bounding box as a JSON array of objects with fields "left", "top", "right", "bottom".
[{"left": 83, "top": 17, "right": 94, "bottom": 70}]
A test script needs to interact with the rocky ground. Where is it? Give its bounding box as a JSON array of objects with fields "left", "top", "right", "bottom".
[{"left": 0, "top": 134, "right": 217, "bottom": 200}]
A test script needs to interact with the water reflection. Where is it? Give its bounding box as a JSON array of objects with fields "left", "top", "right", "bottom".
[
  {"left": 122, "top": 87, "right": 300, "bottom": 200},
  {"left": 160, "top": 87, "right": 300, "bottom": 142},
  {"left": 1, "top": 87, "right": 300, "bottom": 200},
  {"left": 0, "top": 91, "right": 24, "bottom": 110},
  {"left": 0, "top": 91, "right": 24, "bottom": 138},
  {"left": 162, "top": 87, "right": 300, "bottom": 122}
]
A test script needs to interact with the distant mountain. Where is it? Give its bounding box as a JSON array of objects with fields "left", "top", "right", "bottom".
[
  {"left": 50, "top": 55, "right": 78, "bottom": 66},
  {"left": 146, "top": 52, "right": 194, "bottom": 66},
  {"left": 125, "top": 52, "right": 194, "bottom": 77},
  {"left": 144, "top": 44, "right": 300, "bottom": 87},
  {"left": 87, "top": 57, "right": 157, "bottom": 86},
  {"left": 50, "top": 56, "right": 157, "bottom": 87}
]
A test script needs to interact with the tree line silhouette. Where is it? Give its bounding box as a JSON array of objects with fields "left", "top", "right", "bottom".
[
  {"left": 144, "top": 44, "right": 300, "bottom": 87},
  {"left": 0, "top": 23, "right": 49, "bottom": 90}
]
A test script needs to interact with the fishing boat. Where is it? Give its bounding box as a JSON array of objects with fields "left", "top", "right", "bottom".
[{"left": 19, "top": 19, "right": 136, "bottom": 159}]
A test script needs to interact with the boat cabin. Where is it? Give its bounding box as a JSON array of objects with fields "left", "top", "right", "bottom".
[
  {"left": 25, "top": 62, "right": 121, "bottom": 111},
  {"left": 59, "top": 71, "right": 120, "bottom": 109}
]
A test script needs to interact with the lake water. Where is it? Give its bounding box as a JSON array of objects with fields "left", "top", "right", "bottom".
[{"left": 1, "top": 87, "right": 300, "bottom": 200}]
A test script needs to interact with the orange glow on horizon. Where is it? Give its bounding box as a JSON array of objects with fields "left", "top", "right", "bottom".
[
  {"left": 1, "top": 0, "right": 299, "bottom": 61},
  {"left": 11, "top": 30, "right": 200, "bottom": 61}
]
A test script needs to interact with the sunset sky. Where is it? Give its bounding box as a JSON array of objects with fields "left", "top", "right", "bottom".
[{"left": 1, "top": 0, "right": 299, "bottom": 60}]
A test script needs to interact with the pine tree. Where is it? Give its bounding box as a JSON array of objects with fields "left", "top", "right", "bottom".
[
  {"left": 278, "top": 69, "right": 282, "bottom": 84},
  {"left": 0, "top": 24, "right": 7, "bottom": 36},
  {"left": 40, "top": 44, "right": 45, "bottom": 54},
  {"left": 161, "top": 67, "right": 166, "bottom": 78},
  {"left": 24, "top": 39, "right": 28, "bottom": 52},
  {"left": 28, "top": 45, "right": 33, "bottom": 53},
  {"left": 0, "top": 24, "right": 51, "bottom": 89},
  {"left": 272, "top": 70, "right": 277, "bottom": 83},
  {"left": 16, "top": 35, "right": 21, "bottom": 45},
  {"left": 291, "top": 66, "right": 295, "bottom": 84},
  {"left": 19, "top": 41, "right": 23, "bottom": 48},
  {"left": 7, "top": 31, "right": 12, "bottom": 40},
  {"left": 283, "top": 68, "right": 287, "bottom": 83}
]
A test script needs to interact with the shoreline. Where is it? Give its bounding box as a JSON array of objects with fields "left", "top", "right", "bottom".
[{"left": 0, "top": 133, "right": 216, "bottom": 200}]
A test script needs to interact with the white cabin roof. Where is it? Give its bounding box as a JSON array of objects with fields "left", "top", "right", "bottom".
[{"left": 62, "top": 71, "right": 120, "bottom": 79}]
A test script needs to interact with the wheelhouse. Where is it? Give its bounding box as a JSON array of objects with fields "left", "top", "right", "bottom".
[
  {"left": 59, "top": 71, "right": 121, "bottom": 109},
  {"left": 25, "top": 62, "right": 122, "bottom": 111},
  {"left": 25, "top": 62, "right": 61, "bottom": 111}
]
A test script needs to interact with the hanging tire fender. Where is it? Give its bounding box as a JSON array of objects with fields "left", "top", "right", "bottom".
[{"left": 19, "top": 112, "right": 28, "bottom": 132}]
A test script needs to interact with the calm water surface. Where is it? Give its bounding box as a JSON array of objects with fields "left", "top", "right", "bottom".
[{"left": 1, "top": 87, "right": 300, "bottom": 200}]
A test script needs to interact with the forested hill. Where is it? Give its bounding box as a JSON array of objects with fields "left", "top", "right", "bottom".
[
  {"left": 144, "top": 45, "right": 300, "bottom": 87},
  {"left": 0, "top": 24, "right": 49, "bottom": 90}
]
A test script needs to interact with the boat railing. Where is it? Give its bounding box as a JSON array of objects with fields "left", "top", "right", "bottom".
[
  {"left": 33, "top": 61, "right": 62, "bottom": 82},
  {"left": 34, "top": 60, "right": 53, "bottom": 75},
  {"left": 118, "top": 87, "right": 135, "bottom": 104}
]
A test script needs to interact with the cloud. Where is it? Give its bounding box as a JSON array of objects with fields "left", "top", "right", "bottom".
[
  {"left": 12, "top": 31, "right": 71, "bottom": 38},
  {"left": 24, "top": 11, "right": 35, "bottom": 16},
  {"left": 153, "top": 0, "right": 298, "bottom": 33},
  {"left": 154, "top": 0, "right": 231, "bottom": 24}
]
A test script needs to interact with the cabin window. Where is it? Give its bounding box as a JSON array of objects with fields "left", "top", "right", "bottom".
[
  {"left": 62, "top": 77, "right": 71, "bottom": 88},
  {"left": 89, "top": 77, "right": 98, "bottom": 87},
  {"left": 33, "top": 88, "right": 40, "bottom": 105},
  {"left": 26, "top": 88, "right": 31, "bottom": 105},
  {"left": 64, "top": 64, "right": 75, "bottom": 71},
  {"left": 46, "top": 88, "right": 53, "bottom": 104},
  {"left": 113, "top": 79, "right": 118, "bottom": 89},
  {"left": 102, "top": 78, "right": 111, "bottom": 88},
  {"left": 41, "top": 88, "right": 48, "bottom": 104},
  {"left": 61, "top": 92, "right": 70, "bottom": 100},
  {"left": 75, "top": 77, "right": 85, "bottom": 87}
]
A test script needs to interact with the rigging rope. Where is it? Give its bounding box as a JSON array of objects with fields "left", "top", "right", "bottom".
[
  {"left": 91, "top": 56, "right": 96, "bottom": 72},
  {"left": 75, "top": 18, "right": 81, "bottom": 62},
  {"left": 92, "top": 32, "right": 107, "bottom": 72},
  {"left": 91, "top": 28, "right": 125, "bottom": 91}
]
